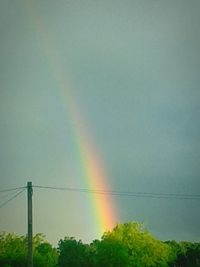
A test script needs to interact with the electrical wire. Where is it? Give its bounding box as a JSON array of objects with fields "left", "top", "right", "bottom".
[
  {"left": 1, "top": 184, "right": 199, "bottom": 200},
  {"left": 33, "top": 185, "right": 200, "bottom": 200},
  {"left": 0, "top": 188, "right": 26, "bottom": 209},
  {"left": 0, "top": 186, "right": 26, "bottom": 193},
  {"left": 0, "top": 190, "right": 24, "bottom": 203}
]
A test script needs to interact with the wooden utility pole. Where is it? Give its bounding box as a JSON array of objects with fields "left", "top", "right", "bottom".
[{"left": 27, "top": 181, "right": 33, "bottom": 267}]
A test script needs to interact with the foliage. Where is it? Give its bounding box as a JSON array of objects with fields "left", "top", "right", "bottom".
[
  {"left": 167, "top": 240, "right": 200, "bottom": 267},
  {"left": 0, "top": 232, "right": 58, "bottom": 267},
  {"left": 102, "top": 222, "right": 173, "bottom": 267},
  {"left": 34, "top": 241, "right": 58, "bottom": 267},
  {"left": 0, "top": 232, "right": 27, "bottom": 267},
  {"left": 94, "top": 236, "right": 131, "bottom": 267},
  {"left": 58, "top": 237, "right": 89, "bottom": 267},
  {"left": 1, "top": 222, "right": 200, "bottom": 267}
]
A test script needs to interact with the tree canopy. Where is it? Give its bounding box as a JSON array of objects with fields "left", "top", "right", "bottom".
[
  {"left": 101, "top": 222, "right": 173, "bottom": 267},
  {"left": 0, "top": 232, "right": 58, "bottom": 267},
  {"left": 0, "top": 221, "right": 199, "bottom": 267}
]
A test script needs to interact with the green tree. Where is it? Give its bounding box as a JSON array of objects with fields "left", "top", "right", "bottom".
[
  {"left": 95, "top": 236, "right": 130, "bottom": 267},
  {"left": 58, "top": 237, "right": 89, "bottom": 267},
  {"left": 34, "top": 242, "right": 58, "bottom": 267},
  {"left": 102, "top": 222, "right": 173, "bottom": 267},
  {"left": 86, "top": 239, "right": 103, "bottom": 267},
  {"left": 167, "top": 240, "right": 200, "bottom": 267},
  {"left": 0, "top": 232, "right": 27, "bottom": 267},
  {"left": 0, "top": 232, "right": 58, "bottom": 267}
]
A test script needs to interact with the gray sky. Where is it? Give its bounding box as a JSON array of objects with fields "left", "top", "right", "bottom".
[{"left": 0, "top": 0, "right": 200, "bottom": 245}]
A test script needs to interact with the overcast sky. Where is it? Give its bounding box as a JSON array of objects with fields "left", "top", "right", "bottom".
[{"left": 0, "top": 0, "right": 200, "bottom": 245}]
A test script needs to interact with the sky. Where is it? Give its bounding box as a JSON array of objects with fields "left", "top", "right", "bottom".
[{"left": 0, "top": 0, "right": 200, "bottom": 245}]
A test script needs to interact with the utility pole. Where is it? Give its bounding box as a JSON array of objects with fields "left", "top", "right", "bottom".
[{"left": 27, "top": 181, "right": 33, "bottom": 267}]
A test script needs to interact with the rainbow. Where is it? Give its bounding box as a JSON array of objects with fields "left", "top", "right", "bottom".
[
  {"left": 25, "top": 1, "right": 117, "bottom": 237},
  {"left": 70, "top": 104, "right": 117, "bottom": 236}
]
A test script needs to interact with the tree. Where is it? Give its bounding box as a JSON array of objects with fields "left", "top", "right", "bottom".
[
  {"left": 0, "top": 232, "right": 27, "bottom": 267},
  {"left": 34, "top": 242, "right": 58, "bottom": 267},
  {"left": 95, "top": 236, "right": 131, "bottom": 267},
  {"left": 58, "top": 237, "right": 89, "bottom": 267},
  {"left": 167, "top": 240, "right": 200, "bottom": 267},
  {"left": 0, "top": 232, "right": 58, "bottom": 267},
  {"left": 102, "top": 222, "right": 173, "bottom": 267}
]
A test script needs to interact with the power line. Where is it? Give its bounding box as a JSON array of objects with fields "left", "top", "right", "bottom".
[
  {"left": 0, "top": 190, "right": 24, "bottom": 203},
  {"left": 0, "top": 186, "right": 26, "bottom": 193},
  {"left": 0, "top": 188, "right": 26, "bottom": 209},
  {"left": 1, "top": 184, "right": 199, "bottom": 200},
  {"left": 33, "top": 185, "right": 200, "bottom": 200}
]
